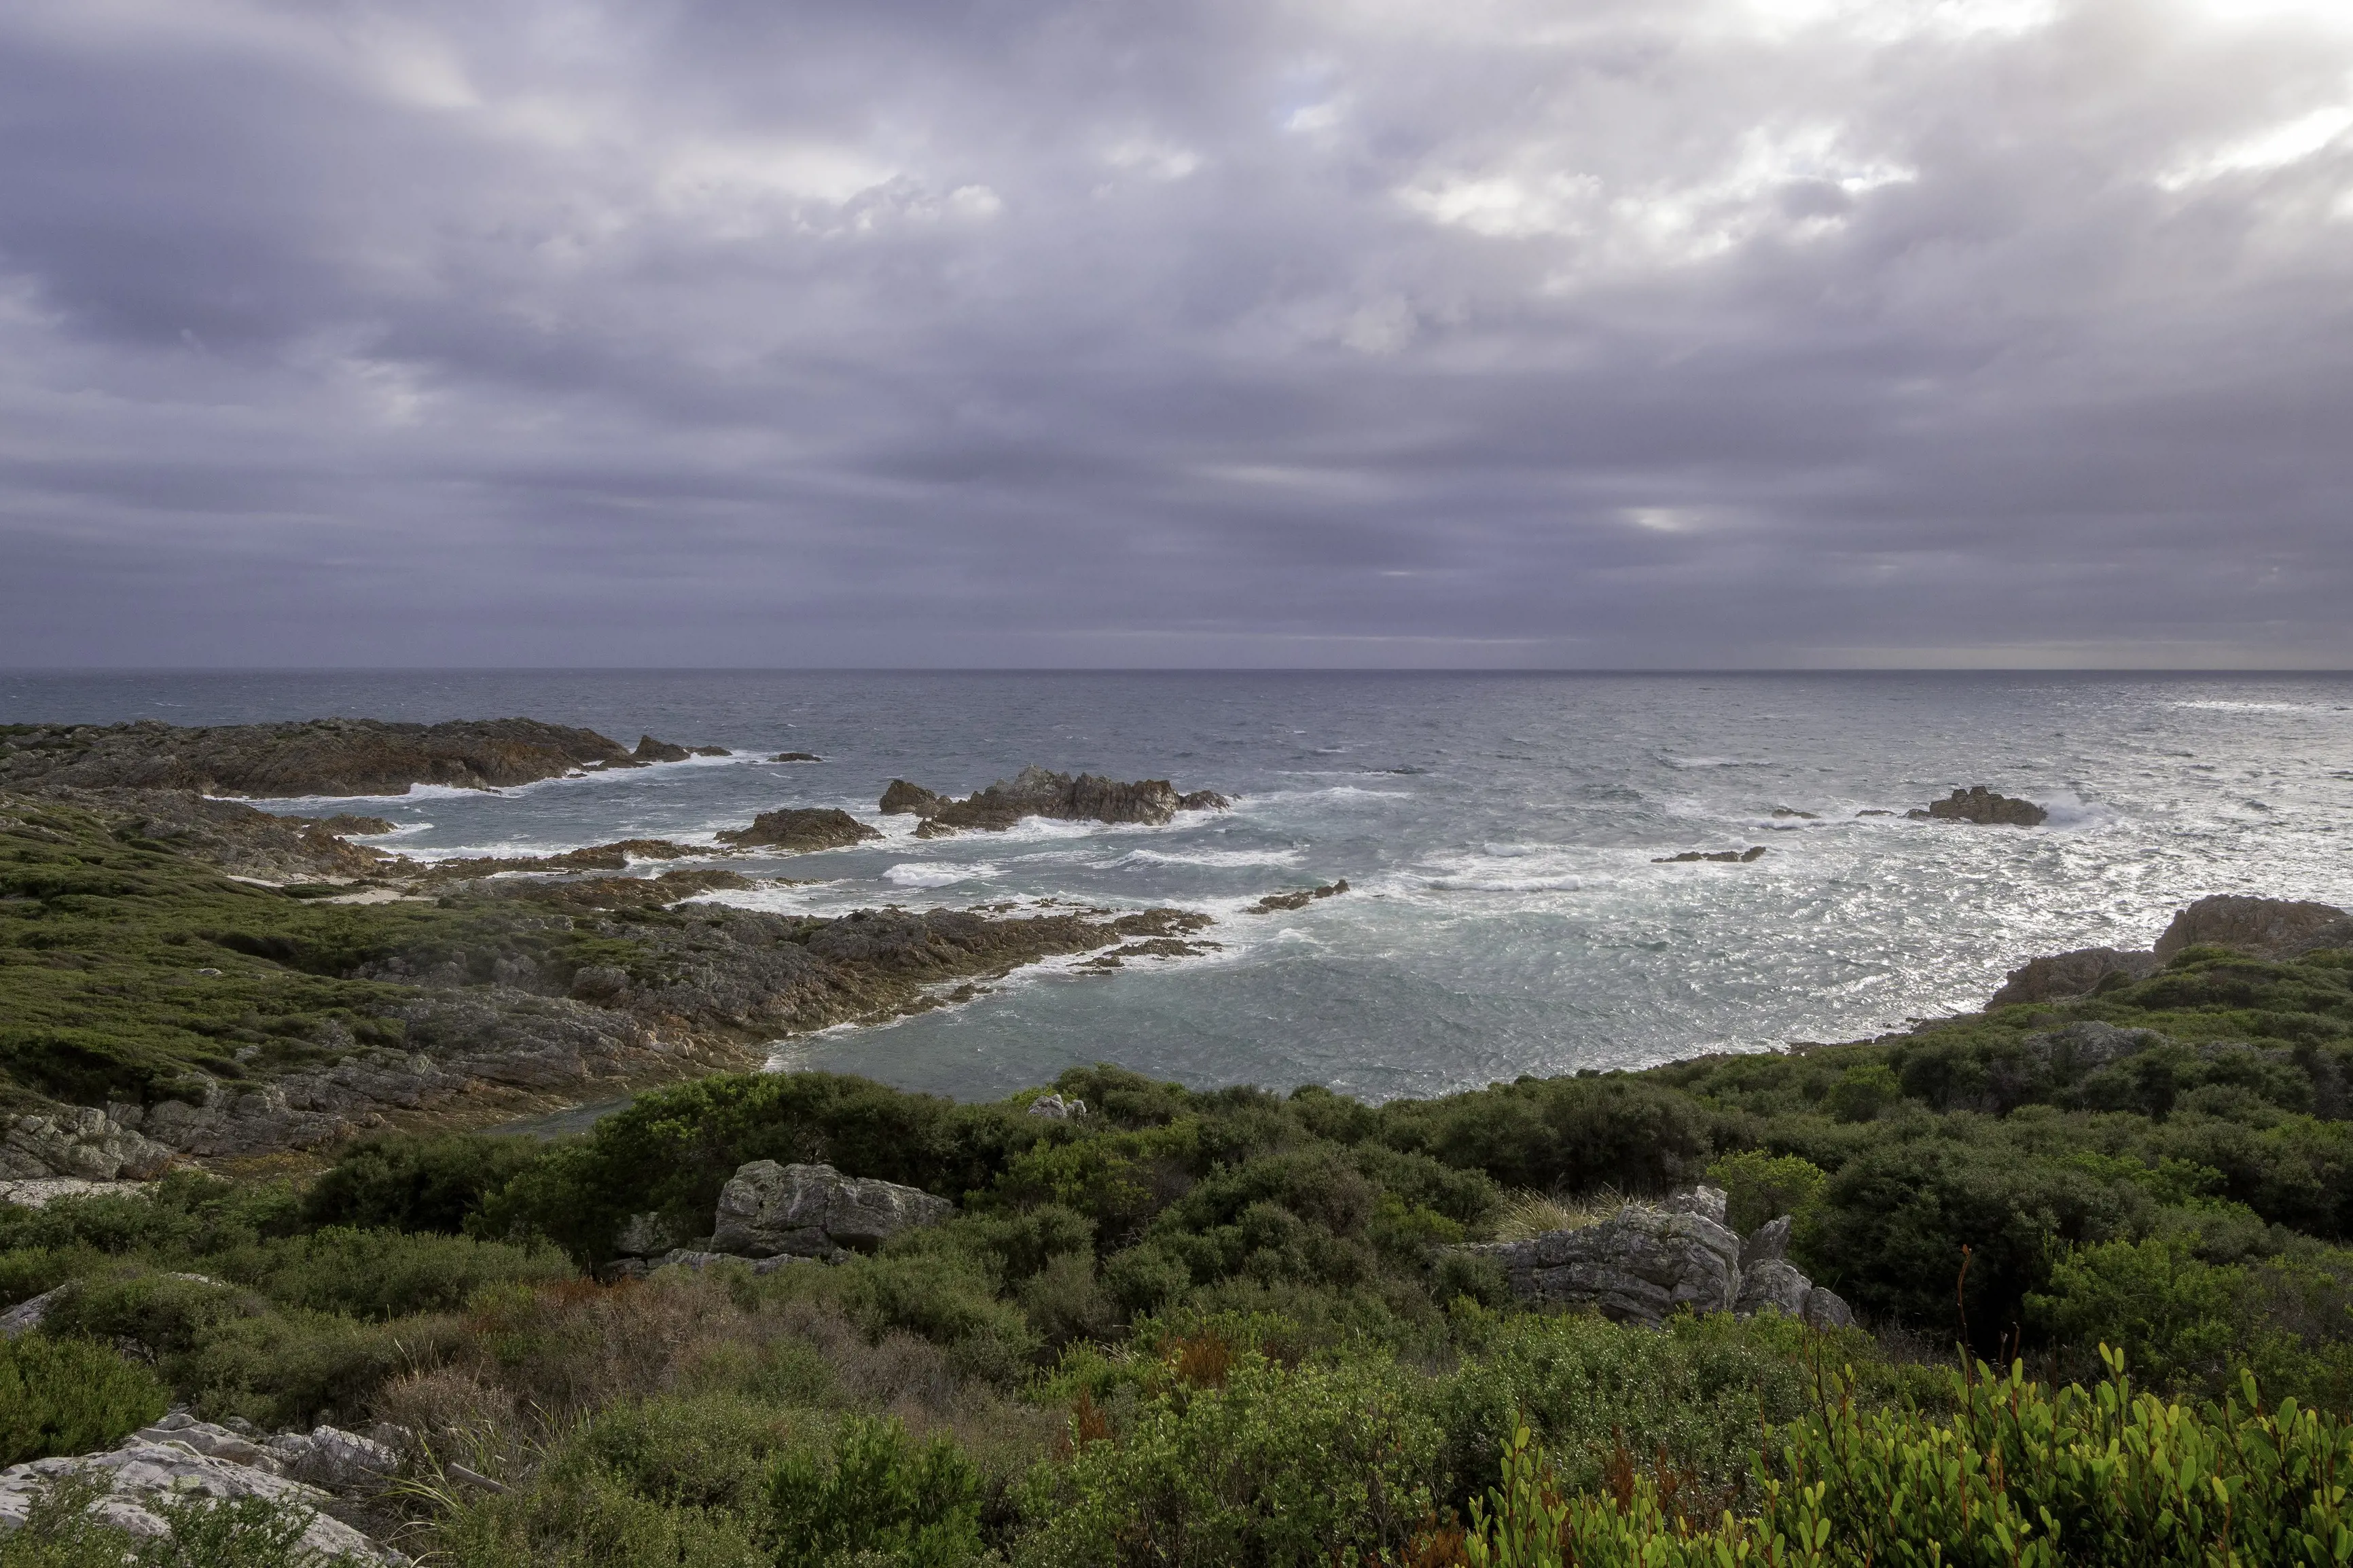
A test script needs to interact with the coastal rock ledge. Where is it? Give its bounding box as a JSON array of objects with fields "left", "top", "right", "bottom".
[{"left": 1454, "top": 1186, "right": 1853, "bottom": 1332}]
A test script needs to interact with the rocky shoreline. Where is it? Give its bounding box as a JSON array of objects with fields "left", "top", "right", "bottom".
[{"left": 0, "top": 721, "right": 1257, "bottom": 1175}]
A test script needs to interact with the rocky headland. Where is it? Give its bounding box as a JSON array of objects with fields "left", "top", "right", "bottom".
[
  {"left": 0, "top": 717, "right": 722, "bottom": 798},
  {"left": 0, "top": 717, "right": 1242, "bottom": 1175},
  {"left": 880, "top": 765, "right": 1229, "bottom": 837}
]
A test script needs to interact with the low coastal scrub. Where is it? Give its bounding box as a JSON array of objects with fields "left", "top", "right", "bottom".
[{"left": 4, "top": 933, "right": 2352, "bottom": 1559}]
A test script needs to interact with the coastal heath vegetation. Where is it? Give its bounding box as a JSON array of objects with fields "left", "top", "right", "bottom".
[{"left": 3, "top": 924, "right": 2353, "bottom": 1558}]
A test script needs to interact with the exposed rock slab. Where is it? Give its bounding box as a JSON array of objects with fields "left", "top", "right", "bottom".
[
  {"left": 1250, "top": 881, "right": 1348, "bottom": 913},
  {"left": 2153, "top": 895, "right": 2353, "bottom": 962},
  {"left": 0, "top": 1419, "right": 406, "bottom": 1563},
  {"left": 1, "top": 1109, "right": 175, "bottom": 1182},
  {"left": 879, "top": 765, "right": 1228, "bottom": 835},
  {"left": 717, "top": 807, "right": 883, "bottom": 852},
  {"left": 708, "top": 1160, "right": 954, "bottom": 1261},
  {"left": 1654, "top": 847, "right": 1768, "bottom": 863}
]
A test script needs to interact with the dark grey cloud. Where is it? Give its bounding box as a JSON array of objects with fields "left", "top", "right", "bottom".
[{"left": 1, "top": 0, "right": 2350, "bottom": 668}]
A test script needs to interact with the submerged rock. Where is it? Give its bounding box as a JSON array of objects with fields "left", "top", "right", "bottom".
[
  {"left": 1913, "top": 786, "right": 2047, "bottom": 826},
  {"left": 1250, "top": 881, "right": 1349, "bottom": 913},
  {"left": 715, "top": 807, "right": 882, "bottom": 853},
  {"left": 710, "top": 1160, "right": 954, "bottom": 1262}
]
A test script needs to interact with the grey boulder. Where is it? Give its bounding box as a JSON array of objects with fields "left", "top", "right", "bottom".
[{"left": 711, "top": 1161, "right": 954, "bottom": 1261}]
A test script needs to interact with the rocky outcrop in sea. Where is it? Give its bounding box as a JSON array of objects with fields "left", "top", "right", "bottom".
[
  {"left": 880, "top": 765, "right": 1228, "bottom": 836},
  {"left": 1911, "top": 786, "right": 2047, "bottom": 826},
  {"left": 716, "top": 807, "right": 883, "bottom": 852}
]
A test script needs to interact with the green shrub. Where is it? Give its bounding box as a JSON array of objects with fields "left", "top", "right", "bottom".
[
  {"left": 1466, "top": 1353, "right": 2353, "bottom": 1568},
  {"left": 300, "top": 1133, "right": 550, "bottom": 1235},
  {"left": 213, "top": 1226, "right": 575, "bottom": 1318},
  {"left": 431, "top": 1465, "right": 767, "bottom": 1568},
  {"left": 1018, "top": 1350, "right": 1443, "bottom": 1568},
  {"left": 0, "top": 1335, "right": 168, "bottom": 1467},
  {"left": 1704, "top": 1150, "right": 1827, "bottom": 1236},
  {"left": 1377, "top": 1076, "right": 1715, "bottom": 1198},
  {"left": 769, "top": 1416, "right": 983, "bottom": 1568}
]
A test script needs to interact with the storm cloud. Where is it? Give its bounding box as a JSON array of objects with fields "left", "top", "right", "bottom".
[{"left": 1, "top": 0, "right": 2349, "bottom": 667}]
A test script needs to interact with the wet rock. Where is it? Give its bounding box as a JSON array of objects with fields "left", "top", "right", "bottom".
[
  {"left": 1990, "top": 947, "right": 2160, "bottom": 1008},
  {"left": 715, "top": 807, "right": 883, "bottom": 853},
  {"left": 1770, "top": 808, "right": 1818, "bottom": 819},
  {"left": 711, "top": 1161, "right": 954, "bottom": 1261},
  {"left": 878, "top": 765, "right": 1228, "bottom": 833},
  {"left": 880, "top": 779, "right": 944, "bottom": 815},
  {"left": 2153, "top": 895, "right": 2353, "bottom": 962},
  {"left": 1653, "top": 846, "right": 1768, "bottom": 863},
  {"left": 770, "top": 752, "right": 821, "bottom": 763},
  {"left": 689, "top": 746, "right": 732, "bottom": 758},
  {"left": 632, "top": 736, "right": 694, "bottom": 764},
  {"left": 1249, "top": 880, "right": 1349, "bottom": 913},
  {"left": 1916, "top": 786, "right": 2047, "bottom": 826}
]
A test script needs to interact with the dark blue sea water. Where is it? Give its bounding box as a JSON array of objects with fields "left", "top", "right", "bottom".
[{"left": 4, "top": 670, "right": 2349, "bottom": 1102}]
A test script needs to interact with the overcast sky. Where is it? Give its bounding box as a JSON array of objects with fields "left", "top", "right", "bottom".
[{"left": 1, "top": 0, "right": 2350, "bottom": 668}]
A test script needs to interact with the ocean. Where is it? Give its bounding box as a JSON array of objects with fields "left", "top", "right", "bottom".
[{"left": 4, "top": 670, "right": 2348, "bottom": 1104}]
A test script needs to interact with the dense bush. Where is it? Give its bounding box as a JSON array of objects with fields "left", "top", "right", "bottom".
[
  {"left": 1468, "top": 1353, "right": 2353, "bottom": 1568},
  {"left": 770, "top": 1417, "right": 983, "bottom": 1568},
  {"left": 0, "top": 1334, "right": 168, "bottom": 1467},
  {"left": 300, "top": 1133, "right": 548, "bottom": 1235}
]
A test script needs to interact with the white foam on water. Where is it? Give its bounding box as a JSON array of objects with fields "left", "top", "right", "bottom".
[
  {"left": 1108, "top": 846, "right": 1305, "bottom": 869},
  {"left": 884, "top": 860, "right": 1004, "bottom": 888}
]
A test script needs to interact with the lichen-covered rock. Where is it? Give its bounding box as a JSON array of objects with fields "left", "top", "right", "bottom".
[
  {"left": 1734, "top": 1258, "right": 1814, "bottom": 1319},
  {"left": 711, "top": 1161, "right": 954, "bottom": 1260},
  {"left": 1026, "top": 1093, "right": 1086, "bottom": 1120},
  {"left": 2153, "top": 895, "right": 2353, "bottom": 962},
  {"left": 0, "top": 1109, "right": 175, "bottom": 1181},
  {"left": 1465, "top": 1190, "right": 1858, "bottom": 1334},
  {"left": 0, "top": 1415, "right": 407, "bottom": 1563},
  {"left": 1990, "top": 947, "right": 2160, "bottom": 1007},
  {"left": 2024, "top": 1020, "right": 2169, "bottom": 1075},
  {"left": 1459, "top": 1201, "right": 1742, "bottom": 1326}
]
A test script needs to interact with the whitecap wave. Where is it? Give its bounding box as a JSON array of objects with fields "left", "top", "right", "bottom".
[
  {"left": 1109, "top": 847, "right": 1305, "bottom": 869},
  {"left": 884, "top": 860, "right": 1003, "bottom": 888}
]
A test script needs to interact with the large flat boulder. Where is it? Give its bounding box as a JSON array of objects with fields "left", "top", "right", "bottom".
[
  {"left": 876, "top": 765, "right": 1227, "bottom": 835},
  {"left": 710, "top": 1161, "right": 954, "bottom": 1260}
]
